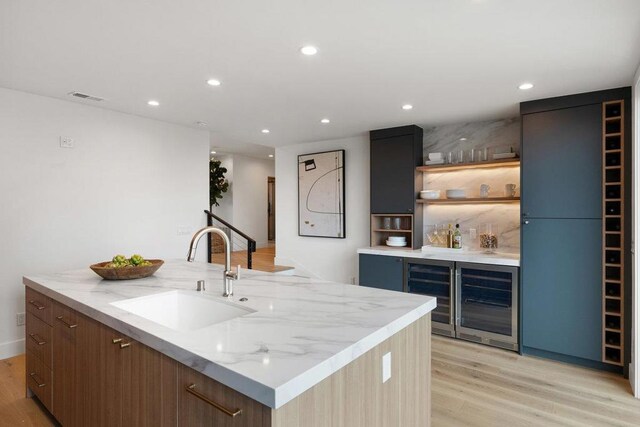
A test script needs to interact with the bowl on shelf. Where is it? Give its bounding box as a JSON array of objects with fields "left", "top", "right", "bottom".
[
  {"left": 90, "top": 260, "right": 164, "bottom": 280},
  {"left": 387, "top": 236, "right": 407, "bottom": 242},
  {"left": 446, "top": 189, "right": 466, "bottom": 199},
  {"left": 386, "top": 239, "right": 407, "bottom": 247},
  {"left": 420, "top": 190, "right": 441, "bottom": 200}
]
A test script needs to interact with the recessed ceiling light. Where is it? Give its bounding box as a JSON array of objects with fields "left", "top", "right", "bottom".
[
  {"left": 195, "top": 121, "right": 208, "bottom": 127},
  {"left": 261, "top": 129, "right": 270, "bottom": 134},
  {"left": 269, "top": 154, "right": 274, "bottom": 158},
  {"left": 147, "top": 100, "right": 159, "bottom": 106},
  {"left": 320, "top": 118, "right": 330, "bottom": 124},
  {"left": 518, "top": 82, "right": 534, "bottom": 90},
  {"left": 459, "top": 137, "right": 467, "bottom": 141},
  {"left": 207, "top": 79, "right": 221, "bottom": 87},
  {"left": 211, "top": 150, "right": 216, "bottom": 154},
  {"left": 300, "top": 45, "right": 318, "bottom": 56},
  {"left": 402, "top": 104, "right": 413, "bottom": 110}
]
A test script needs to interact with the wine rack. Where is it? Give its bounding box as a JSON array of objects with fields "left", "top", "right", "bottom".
[{"left": 602, "top": 100, "right": 624, "bottom": 366}]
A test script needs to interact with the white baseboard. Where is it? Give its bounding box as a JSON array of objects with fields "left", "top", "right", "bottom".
[{"left": 0, "top": 338, "right": 25, "bottom": 360}]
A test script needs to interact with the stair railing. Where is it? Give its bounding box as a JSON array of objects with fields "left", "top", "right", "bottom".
[{"left": 204, "top": 210, "right": 257, "bottom": 269}]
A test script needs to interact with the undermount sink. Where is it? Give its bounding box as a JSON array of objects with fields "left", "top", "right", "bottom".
[{"left": 110, "top": 290, "right": 255, "bottom": 332}]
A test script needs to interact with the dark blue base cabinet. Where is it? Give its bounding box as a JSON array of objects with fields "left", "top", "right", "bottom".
[
  {"left": 359, "top": 254, "right": 519, "bottom": 352},
  {"left": 358, "top": 254, "right": 404, "bottom": 292}
]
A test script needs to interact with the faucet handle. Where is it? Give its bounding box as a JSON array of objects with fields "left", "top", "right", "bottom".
[{"left": 226, "top": 265, "right": 240, "bottom": 281}]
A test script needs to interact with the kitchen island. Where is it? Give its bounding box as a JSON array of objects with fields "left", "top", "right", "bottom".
[{"left": 23, "top": 260, "right": 436, "bottom": 426}]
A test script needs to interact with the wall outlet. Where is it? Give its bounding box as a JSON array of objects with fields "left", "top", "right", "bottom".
[
  {"left": 469, "top": 228, "right": 477, "bottom": 240},
  {"left": 16, "top": 312, "right": 25, "bottom": 326},
  {"left": 382, "top": 352, "right": 391, "bottom": 383}
]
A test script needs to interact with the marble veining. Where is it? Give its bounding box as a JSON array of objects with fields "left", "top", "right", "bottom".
[
  {"left": 423, "top": 118, "right": 520, "bottom": 158},
  {"left": 23, "top": 260, "right": 435, "bottom": 409},
  {"left": 421, "top": 118, "right": 521, "bottom": 254}
]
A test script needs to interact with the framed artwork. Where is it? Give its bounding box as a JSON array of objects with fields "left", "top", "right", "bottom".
[{"left": 298, "top": 149, "right": 345, "bottom": 238}]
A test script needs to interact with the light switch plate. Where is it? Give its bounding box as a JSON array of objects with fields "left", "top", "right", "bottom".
[
  {"left": 60, "top": 136, "right": 74, "bottom": 148},
  {"left": 382, "top": 352, "right": 391, "bottom": 383},
  {"left": 16, "top": 312, "right": 25, "bottom": 326}
]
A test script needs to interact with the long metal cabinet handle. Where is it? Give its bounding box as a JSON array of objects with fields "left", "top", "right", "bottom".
[
  {"left": 185, "top": 383, "right": 242, "bottom": 417},
  {"left": 28, "top": 333, "right": 46, "bottom": 345},
  {"left": 112, "top": 338, "right": 123, "bottom": 344},
  {"left": 119, "top": 342, "right": 131, "bottom": 349},
  {"left": 455, "top": 270, "right": 462, "bottom": 325},
  {"left": 28, "top": 300, "right": 45, "bottom": 310},
  {"left": 55, "top": 316, "right": 78, "bottom": 329},
  {"left": 29, "top": 372, "right": 46, "bottom": 388}
]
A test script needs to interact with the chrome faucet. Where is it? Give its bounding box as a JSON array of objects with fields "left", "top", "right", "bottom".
[{"left": 187, "top": 226, "right": 239, "bottom": 297}]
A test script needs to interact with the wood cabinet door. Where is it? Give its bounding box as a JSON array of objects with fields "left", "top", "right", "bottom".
[
  {"left": 123, "top": 340, "right": 178, "bottom": 427},
  {"left": 77, "top": 318, "right": 124, "bottom": 426},
  {"left": 51, "top": 301, "right": 83, "bottom": 427},
  {"left": 178, "top": 364, "right": 269, "bottom": 427}
]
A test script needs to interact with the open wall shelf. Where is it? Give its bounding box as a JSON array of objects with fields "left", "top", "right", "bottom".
[
  {"left": 416, "top": 158, "right": 520, "bottom": 173},
  {"left": 417, "top": 197, "right": 520, "bottom": 205}
]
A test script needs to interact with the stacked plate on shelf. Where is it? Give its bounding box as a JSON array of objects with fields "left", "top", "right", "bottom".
[{"left": 386, "top": 236, "right": 407, "bottom": 247}]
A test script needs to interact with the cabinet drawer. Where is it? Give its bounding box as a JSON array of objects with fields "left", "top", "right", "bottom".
[
  {"left": 26, "top": 349, "right": 52, "bottom": 411},
  {"left": 178, "top": 365, "right": 268, "bottom": 427},
  {"left": 26, "top": 287, "right": 52, "bottom": 326},
  {"left": 26, "top": 312, "right": 52, "bottom": 369},
  {"left": 52, "top": 299, "right": 79, "bottom": 330}
]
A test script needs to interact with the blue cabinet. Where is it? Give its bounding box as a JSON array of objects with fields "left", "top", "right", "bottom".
[
  {"left": 521, "top": 104, "right": 602, "bottom": 219},
  {"left": 522, "top": 218, "right": 602, "bottom": 362},
  {"left": 359, "top": 254, "right": 404, "bottom": 292}
]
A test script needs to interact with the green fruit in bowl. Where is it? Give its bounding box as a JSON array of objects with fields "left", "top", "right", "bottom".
[{"left": 107, "top": 254, "right": 152, "bottom": 268}]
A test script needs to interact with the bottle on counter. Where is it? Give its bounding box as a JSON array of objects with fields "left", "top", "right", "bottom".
[
  {"left": 447, "top": 224, "right": 453, "bottom": 248},
  {"left": 453, "top": 224, "right": 462, "bottom": 249}
]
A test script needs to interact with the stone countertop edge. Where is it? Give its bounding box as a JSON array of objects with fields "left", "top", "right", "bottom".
[{"left": 357, "top": 247, "right": 520, "bottom": 267}]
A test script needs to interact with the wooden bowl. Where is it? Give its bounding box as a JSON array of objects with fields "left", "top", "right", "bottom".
[{"left": 90, "top": 260, "right": 164, "bottom": 280}]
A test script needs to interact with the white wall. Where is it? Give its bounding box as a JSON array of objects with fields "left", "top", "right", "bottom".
[
  {"left": 212, "top": 154, "right": 274, "bottom": 248},
  {"left": 231, "top": 155, "right": 274, "bottom": 248},
  {"left": 0, "top": 88, "right": 209, "bottom": 359},
  {"left": 632, "top": 65, "right": 640, "bottom": 397},
  {"left": 275, "top": 135, "right": 370, "bottom": 283}
]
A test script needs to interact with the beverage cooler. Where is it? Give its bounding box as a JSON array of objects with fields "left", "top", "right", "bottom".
[
  {"left": 405, "top": 259, "right": 519, "bottom": 351},
  {"left": 404, "top": 259, "right": 455, "bottom": 337}
]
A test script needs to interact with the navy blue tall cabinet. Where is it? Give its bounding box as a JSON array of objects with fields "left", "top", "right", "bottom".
[{"left": 520, "top": 87, "right": 631, "bottom": 372}]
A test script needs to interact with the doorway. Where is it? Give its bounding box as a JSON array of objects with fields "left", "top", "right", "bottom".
[{"left": 267, "top": 176, "right": 276, "bottom": 241}]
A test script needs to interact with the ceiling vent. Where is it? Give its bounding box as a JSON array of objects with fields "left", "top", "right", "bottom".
[{"left": 68, "top": 91, "right": 105, "bottom": 102}]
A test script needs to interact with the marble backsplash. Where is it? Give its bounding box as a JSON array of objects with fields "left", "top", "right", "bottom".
[
  {"left": 421, "top": 118, "right": 521, "bottom": 254},
  {"left": 423, "top": 117, "right": 520, "bottom": 158}
]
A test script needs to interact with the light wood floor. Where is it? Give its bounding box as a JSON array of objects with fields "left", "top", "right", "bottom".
[
  {"left": 0, "top": 356, "right": 56, "bottom": 426},
  {"left": 3, "top": 337, "right": 640, "bottom": 426},
  {"left": 211, "top": 244, "right": 293, "bottom": 273},
  {"left": 431, "top": 335, "right": 640, "bottom": 426}
]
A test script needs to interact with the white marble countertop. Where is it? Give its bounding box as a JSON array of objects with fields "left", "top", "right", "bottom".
[
  {"left": 23, "top": 260, "right": 436, "bottom": 409},
  {"left": 358, "top": 246, "right": 520, "bottom": 267}
]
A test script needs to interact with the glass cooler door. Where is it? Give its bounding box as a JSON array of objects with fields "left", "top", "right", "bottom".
[{"left": 405, "top": 259, "right": 455, "bottom": 336}]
